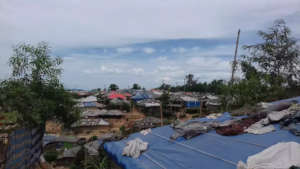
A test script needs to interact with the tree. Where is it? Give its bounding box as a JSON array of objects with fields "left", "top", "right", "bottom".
[
  {"left": 242, "top": 19, "right": 300, "bottom": 86},
  {"left": 185, "top": 74, "right": 197, "bottom": 87},
  {"left": 109, "top": 84, "right": 119, "bottom": 91},
  {"left": 132, "top": 83, "right": 141, "bottom": 90},
  {"left": 0, "top": 42, "right": 80, "bottom": 127}
]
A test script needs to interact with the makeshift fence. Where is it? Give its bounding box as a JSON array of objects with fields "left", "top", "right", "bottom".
[{"left": 4, "top": 128, "right": 44, "bottom": 169}]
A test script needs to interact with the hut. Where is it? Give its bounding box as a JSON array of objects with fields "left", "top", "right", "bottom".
[{"left": 136, "top": 99, "right": 161, "bottom": 117}]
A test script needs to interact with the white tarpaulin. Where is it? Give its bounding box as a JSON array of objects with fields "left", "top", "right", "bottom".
[
  {"left": 237, "top": 142, "right": 300, "bottom": 169},
  {"left": 268, "top": 110, "right": 293, "bottom": 122},
  {"left": 245, "top": 118, "right": 275, "bottom": 135},
  {"left": 122, "top": 138, "right": 148, "bottom": 158}
]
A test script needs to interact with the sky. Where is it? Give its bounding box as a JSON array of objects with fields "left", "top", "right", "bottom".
[{"left": 1, "top": 0, "right": 300, "bottom": 89}]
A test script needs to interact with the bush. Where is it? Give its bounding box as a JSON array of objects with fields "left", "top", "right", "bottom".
[
  {"left": 44, "top": 150, "right": 58, "bottom": 163},
  {"left": 119, "top": 125, "right": 126, "bottom": 136},
  {"left": 90, "top": 135, "right": 98, "bottom": 141},
  {"left": 63, "top": 142, "right": 74, "bottom": 149}
]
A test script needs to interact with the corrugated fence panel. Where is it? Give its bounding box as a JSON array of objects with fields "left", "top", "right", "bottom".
[{"left": 5, "top": 128, "right": 44, "bottom": 169}]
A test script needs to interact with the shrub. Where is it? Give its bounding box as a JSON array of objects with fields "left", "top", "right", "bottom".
[{"left": 44, "top": 150, "right": 58, "bottom": 163}]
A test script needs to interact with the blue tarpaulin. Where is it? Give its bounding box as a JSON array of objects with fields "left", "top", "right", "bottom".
[
  {"left": 83, "top": 102, "right": 97, "bottom": 107},
  {"left": 185, "top": 101, "right": 201, "bottom": 108},
  {"left": 132, "top": 92, "right": 152, "bottom": 102},
  {"left": 104, "top": 97, "right": 300, "bottom": 169}
]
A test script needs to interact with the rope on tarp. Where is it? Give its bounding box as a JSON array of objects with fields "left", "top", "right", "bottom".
[
  {"left": 205, "top": 133, "right": 268, "bottom": 148},
  {"left": 143, "top": 153, "right": 167, "bottom": 169},
  {"left": 151, "top": 132, "right": 237, "bottom": 166}
]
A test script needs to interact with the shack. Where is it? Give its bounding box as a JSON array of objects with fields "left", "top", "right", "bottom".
[{"left": 136, "top": 99, "right": 161, "bottom": 117}]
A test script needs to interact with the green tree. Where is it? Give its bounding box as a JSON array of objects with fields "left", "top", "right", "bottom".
[
  {"left": 109, "top": 83, "right": 119, "bottom": 91},
  {"left": 0, "top": 42, "right": 80, "bottom": 127},
  {"left": 242, "top": 19, "right": 300, "bottom": 87},
  {"left": 132, "top": 83, "right": 141, "bottom": 90}
]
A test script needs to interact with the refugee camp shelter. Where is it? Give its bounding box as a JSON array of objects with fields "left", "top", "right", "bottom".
[
  {"left": 104, "top": 97, "right": 300, "bottom": 169},
  {"left": 136, "top": 99, "right": 161, "bottom": 117},
  {"left": 132, "top": 91, "right": 153, "bottom": 102},
  {"left": 108, "top": 92, "right": 126, "bottom": 100},
  {"left": 181, "top": 96, "right": 200, "bottom": 108}
]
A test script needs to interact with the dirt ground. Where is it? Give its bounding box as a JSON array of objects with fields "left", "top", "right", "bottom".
[
  {"left": 45, "top": 107, "right": 196, "bottom": 140},
  {"left": 45, "top": 108, "right": 145, "bottom": 139}
]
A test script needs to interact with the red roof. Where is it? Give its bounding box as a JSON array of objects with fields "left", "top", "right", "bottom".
[{"left": 108, "top": 92, "right": 126, "bottom": 100}]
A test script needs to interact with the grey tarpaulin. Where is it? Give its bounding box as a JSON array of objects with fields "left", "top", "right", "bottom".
[
  {"left": 245, "top": 118, "right": 275, "bottom": 135},
  {"left": 122, "top": 138, "right": 148, "bottom": 158},
  {"left": 170, "top": 121, "right": 212, "bottom": 140}
]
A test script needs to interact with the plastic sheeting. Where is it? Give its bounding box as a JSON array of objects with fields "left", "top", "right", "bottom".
[
  {"left": 104, "top": 97, "right": 300, "bottom": 169},
  {"left": 122, "top": 138, "right": 148, "bottom": 158},
  {"left": 132, "top": 92, "right": 153, "bottom": 102},
  {"left": 105, "top": 116, "right": 300, "bottom": 169},
  {"left": 237, "top": 142, "right": 300, "bottom": 169}
]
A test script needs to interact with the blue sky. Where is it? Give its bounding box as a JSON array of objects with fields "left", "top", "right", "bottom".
[{"left": 1, "top": 0, "right": 300, "bottom": 89}]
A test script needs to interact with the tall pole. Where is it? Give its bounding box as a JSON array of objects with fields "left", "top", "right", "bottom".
[{"left": 231, "top": 29, "right": 241, "bottom": 83}]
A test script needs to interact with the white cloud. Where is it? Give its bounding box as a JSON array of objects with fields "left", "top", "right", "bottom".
[
  {"left": 116, "top": 47, "right": 134, "bottom": 53},
  {"left": 171, "top": 47, "right": 187, "bottom": 53},
  {"left": 1, "top": 0, "right": 300, "bottom": 89},
  {"left": 156, "top": 56, "right": 168, "bottom": 61},
  {"left": 131, "top": 68, "right": 145, "bottom": 75},
  {"left": 142, "top": 47, "right": 156, "bottom": 54}
]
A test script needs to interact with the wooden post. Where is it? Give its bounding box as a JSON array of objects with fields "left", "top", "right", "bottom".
[
  {"left": 231, "top": 29, "right": 241, "bottom": 83},
  {"left": 160, "top": 104, "right": 163, "bottom": 126}
]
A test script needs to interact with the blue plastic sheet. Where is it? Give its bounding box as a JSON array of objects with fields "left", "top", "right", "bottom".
[
  {"left": 83, "top": 102, "right": 97, "bottom": 107},
  {"left": 185, "top": 101, "right": 200, "bottom": 108},
  {"left": 132, "top": 92, "right": 152, "bottom": 102},
  {"left": 104, "top": 97, "right": 300, "bottom": 169}
]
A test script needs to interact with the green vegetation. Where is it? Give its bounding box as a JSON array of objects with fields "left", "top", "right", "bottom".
[
  {"left": 109, "top": 84, "right": 119, "bottom": 91},
  {"left": 132, "top": 83, "right": 141, "bottom": 90},
  {"left": 63, "top": 142, "right": 74, "bottom": 150},
  {"left": 0, "top": 42, "right": 80, "bottom": 128},
  {"left": 44, "top": 150, "right": 59, "bottom": 163},
  {"left": 90, "top": 135, "right": 98, "bottom": 141},
  {"left": 157, "top": 19, "right": 300, "bottom": 110},
  {"left": 119, "top": 125, "right": 126, "bottom": 136}
]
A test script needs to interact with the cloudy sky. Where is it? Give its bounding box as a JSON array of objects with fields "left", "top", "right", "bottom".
[{"left": 1, "top": 0, "right": 300, "bottom": 89}]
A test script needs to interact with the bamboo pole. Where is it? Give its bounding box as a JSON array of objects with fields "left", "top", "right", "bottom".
[{"left": 231, "top": 29, "right": 241, "bottom": 83}]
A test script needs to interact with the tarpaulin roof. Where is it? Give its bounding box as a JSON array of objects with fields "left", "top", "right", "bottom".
[
  {"left": 83, "top": 102, "right": 97, "bottom": 107},
  {"left": 104, "top": 96, "right": 300, "bottom": 169},
  {"left": 78, "top": 96, "right": 97, "bottom": 102},
  {"left": 108, "top": 92, "right": 126, "bottom": 100},
  {"left": 132, "top": 92, "right": 153, "bottom": 101}
]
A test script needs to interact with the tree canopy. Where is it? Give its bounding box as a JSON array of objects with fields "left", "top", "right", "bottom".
[
  {"left": 109, "top": 83, "right": 119, "bottom": 91},
  {"left": 242, "top": 19, "right": 300, "bottom": 86},
  {"left": 132, "top": 83, "right": 141, "bottom": 90},
  {"left": 0, "top": 42, "right": 80, "bottom": 127}
]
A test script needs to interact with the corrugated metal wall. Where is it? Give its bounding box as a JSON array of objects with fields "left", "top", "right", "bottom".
[{"left": 4, "top": 128, "right": 43, "bottom": 169}]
